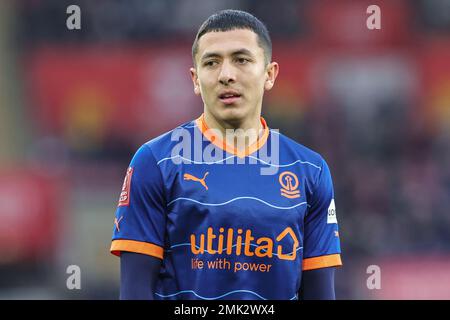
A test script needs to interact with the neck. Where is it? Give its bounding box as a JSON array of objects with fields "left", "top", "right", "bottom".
[{"left": 203, "top": 110, "right": 264, "bottom": 152}]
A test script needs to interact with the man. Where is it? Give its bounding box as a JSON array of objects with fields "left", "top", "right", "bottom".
[{"left": 110, "top": 9, "right": 342, "bottom": 300}]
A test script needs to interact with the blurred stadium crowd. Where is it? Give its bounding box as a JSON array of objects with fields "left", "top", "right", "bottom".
[{"left": 0, "top": 0, "right": 449, "bottom": 299}]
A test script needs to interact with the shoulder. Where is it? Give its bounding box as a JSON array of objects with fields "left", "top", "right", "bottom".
[
  {"left": 127, "top": 120, "right": 196, "bottom": 185},
  {"left": 272, "top": 130, "right": 327, "bottom": 170},
  {"left": 135, "top": 119, "right": 196, "bottom": 163}
]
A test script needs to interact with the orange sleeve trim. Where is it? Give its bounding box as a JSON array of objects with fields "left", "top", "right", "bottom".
[
  {"left": 110, "top": 239, "right": 164, "bottom": 259},
  {"left": 302, "top": 254, "right": 342, "bottom": 271}
]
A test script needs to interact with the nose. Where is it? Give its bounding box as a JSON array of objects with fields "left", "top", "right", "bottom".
[{"left": 218, "top": 60, "right": 236, "bottom": 85}]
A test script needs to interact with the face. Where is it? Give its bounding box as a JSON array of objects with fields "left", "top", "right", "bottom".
[{"left": 191, "top": 29, "right": 279, "bottom": 125}]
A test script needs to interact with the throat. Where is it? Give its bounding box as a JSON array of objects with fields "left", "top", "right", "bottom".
[
  {"left": 225, "top": 123, "right": 264, "bottom": 152},
  {"left": 202, "top": 112, "right": 265, "bottom": 154}
]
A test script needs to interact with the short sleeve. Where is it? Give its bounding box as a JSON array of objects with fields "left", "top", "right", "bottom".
[
  {"left": 302, "top": 158, "right": 342, "bottom": 271},
  {"left": 110, "top": 144, "right": 166, "bottom": 260}
]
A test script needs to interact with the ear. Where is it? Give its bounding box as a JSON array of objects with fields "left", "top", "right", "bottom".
[
  {"left": 190, "top": 67, "right": 201, "bottom": 96},
  {"left": 264, "top": 62, "right": 279, "bottom": 91}
]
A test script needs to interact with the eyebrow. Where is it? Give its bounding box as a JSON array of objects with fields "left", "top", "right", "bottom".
[{"left": 201, "top": 48, "right": 254, "bottom": 61}]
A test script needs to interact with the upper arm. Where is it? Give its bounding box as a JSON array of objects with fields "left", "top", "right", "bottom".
[
  {"left": 110, "top": 144, "right": 167, "bottom": 260},
  {"left": 303, "top": 158, "right": 342, "bottom": 271}
]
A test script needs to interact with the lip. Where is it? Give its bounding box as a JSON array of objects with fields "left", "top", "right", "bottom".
[{"left": 218, "top": 90, "right": 242, "bottom": 105}]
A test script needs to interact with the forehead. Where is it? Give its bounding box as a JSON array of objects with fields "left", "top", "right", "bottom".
[{"left": 197, "top": 29, "right": 263, "bottom": 58}]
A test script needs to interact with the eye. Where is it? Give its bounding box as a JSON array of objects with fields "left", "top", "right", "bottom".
[
  {"left": 204, "top": 60, "right": 218, "bottom": 67},
  {"left": 236, "top": 57, "right": 249, "bottom": 64}
]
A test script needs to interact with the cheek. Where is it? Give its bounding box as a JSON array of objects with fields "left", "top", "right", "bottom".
[
  {"left": 248, "top": 75, "right": 267, "bottom": 95},
  {"left": 198, "top": 81, "right": 216, "bottom": 101},
  {"left": 198, "top": 74, "right": 216, "bottom": 91},
  {"left": 248, "top": 68, "right": 267, "bottom": 87}
]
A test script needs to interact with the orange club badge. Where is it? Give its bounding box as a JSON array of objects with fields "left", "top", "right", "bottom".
[{"left": 279, "top": 171, "right": 300, "bottom": 199}]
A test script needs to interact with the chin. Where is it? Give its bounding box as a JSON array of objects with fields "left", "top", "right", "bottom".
[
  {"left": 218, "top": 105, "right": 248, "bottom": 120},
  {"left": 218, "top": 110, "right": 248, "bottom": 125}
]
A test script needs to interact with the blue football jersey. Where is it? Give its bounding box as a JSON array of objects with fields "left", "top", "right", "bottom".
[{"left": 111, "top": 114, "right": 342, "bottom": 300}]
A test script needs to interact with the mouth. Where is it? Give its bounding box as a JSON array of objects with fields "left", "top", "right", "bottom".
[{"left": 218, "top": 91, "right": 242, "bottom": 105}]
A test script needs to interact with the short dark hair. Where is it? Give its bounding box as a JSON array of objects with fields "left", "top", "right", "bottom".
[{"left": 192, "top": 9, "right": 272, "bottom": 66}]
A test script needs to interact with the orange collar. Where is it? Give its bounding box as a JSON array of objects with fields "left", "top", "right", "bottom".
[{"left": 195, "top": 113, "right": 269, "bottom": 158}]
